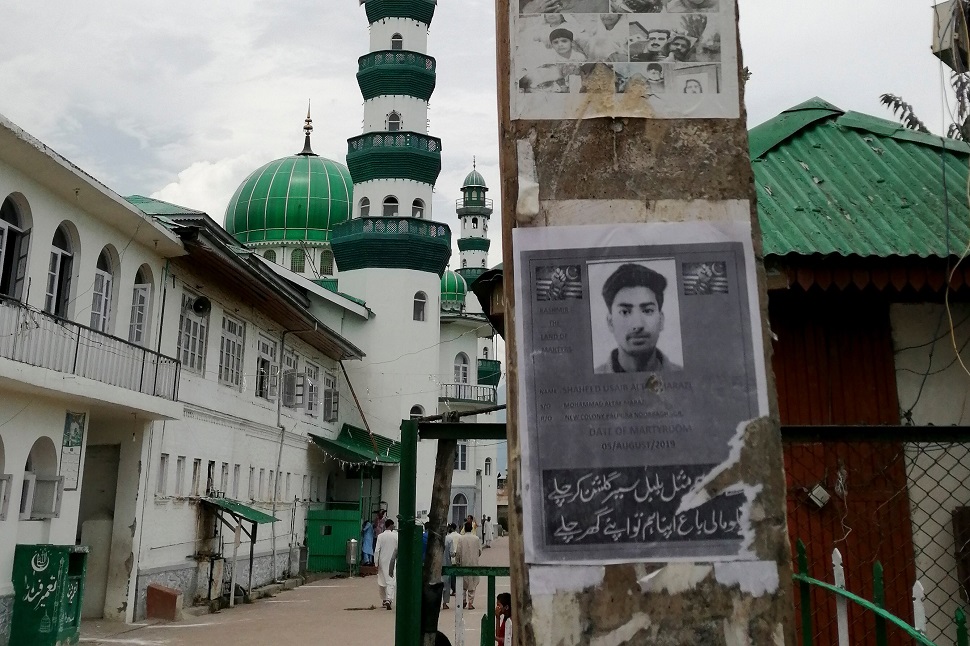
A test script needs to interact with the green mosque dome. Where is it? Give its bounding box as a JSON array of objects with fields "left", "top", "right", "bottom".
[
  {"left": 440, "top": 269, "right": 467, "bottom": 311},
  {"left": 462, "top": 168, "right": 487, "bottom": 189},
  {"left": 225, "top": 114, "right": 353, "bottom": 245}
]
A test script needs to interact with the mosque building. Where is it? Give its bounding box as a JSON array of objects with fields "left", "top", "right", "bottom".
[{"left": 0, "top": 0, "right": 498, "bottom": 634}]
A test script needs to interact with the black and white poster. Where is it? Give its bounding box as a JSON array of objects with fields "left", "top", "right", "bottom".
[
  {"left": 511, "top": 0, "right": 739, "bottom": 119},
  {"left": 514, "top": 213, "right": 768, "bottom": 564}
]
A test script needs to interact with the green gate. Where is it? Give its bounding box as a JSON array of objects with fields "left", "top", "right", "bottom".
[{"left": 306, "top": 503, "right": 361, "bottom": 573}]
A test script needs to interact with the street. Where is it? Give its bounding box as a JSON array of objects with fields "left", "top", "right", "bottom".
[{"left": 80, "top": 537, "right": 510, "bottom": 646}]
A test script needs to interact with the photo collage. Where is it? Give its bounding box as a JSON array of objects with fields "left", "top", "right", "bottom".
[{"left": 516, "top": 0, "right": 724, "bottom": 97}]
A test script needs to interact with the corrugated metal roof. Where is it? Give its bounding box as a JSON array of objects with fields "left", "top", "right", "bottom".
[{"left": 751, "top": 98, "right": 970, "bottom": 258}]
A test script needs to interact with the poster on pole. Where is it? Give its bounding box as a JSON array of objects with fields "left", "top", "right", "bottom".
[
  {"left": 514, "top": 212, "right": 768, "bottom": 564},
  {"left": 510, "top": 0, "right": 739, "bottom": 120}
]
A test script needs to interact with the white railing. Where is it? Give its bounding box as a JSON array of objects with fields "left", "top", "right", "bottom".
[
  {"left": 0, "top": 296, "right": 179, "bottom": 400},
  {"left": 439, "top": 383, "right": 496, "bottom": 404}
]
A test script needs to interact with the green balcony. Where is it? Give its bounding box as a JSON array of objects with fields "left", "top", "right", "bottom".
[
  {"left": 477, "top": 359, "right": 501, "bottom": 386},
  {"left": 331, "top": 216, "right": 451, "bottom": 275},
  {"left": 457, "top": 237, "right": 490, "bottom": 252},
  {"left": 456, "top": 197, "right": 494, "bottom": 217},
  {"left": 364, "top": 0, "right": 436, "bottom": 25},
  {"left": 358, "top": 51, "right": 436, "bottom": 101},
  {"left": 346, "top": 131, "right": 442, "bottom": 185}
]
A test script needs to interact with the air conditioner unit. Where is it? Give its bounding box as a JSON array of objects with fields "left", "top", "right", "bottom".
[{"left": 933, "top": 1, "right": 970, "bottom": 72}]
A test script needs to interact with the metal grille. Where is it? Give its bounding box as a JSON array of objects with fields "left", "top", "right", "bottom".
[{"left": 784, "top": 427, "right": 970, "bottom": 646}]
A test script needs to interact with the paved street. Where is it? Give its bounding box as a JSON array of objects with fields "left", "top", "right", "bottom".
[{"left": 80, "top": 537, "right": 510, "bottom": 646}]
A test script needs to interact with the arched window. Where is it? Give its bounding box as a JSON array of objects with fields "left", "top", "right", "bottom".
[
  {"left": 383, "top": 196, "right": 399, "bottom": 217},
  {"left": 483, "top": 221, "right": 488, "bottom": 233},
  {"left": 484, "top": 458, "right": 492, "bottom": 476},
  {"left": 472, "top": 217, "right": 478, "bottom": 229},
  {"left": 291, "top": 249, "right": 306, "bottom": 273},
  {"left": 409, "top": 405, "right": 424, "bottom": 421},
  {"left": 452, "top": 493, "right": 468, "bottom": 525},
  {"left": 388, "top": 112, "right": 401, "bottom": 132},
  {"left": 462, "top": 259, "right": 467, "bottom": 268},
  {"left": 482, "top": 347, "right": 489, "bottom": 360},
  {"left": 413, "top": 291, "right": 427, "bottom": 321},
  {"left": 454, "top": 353, "right": 470, "bottom": 384},
  {"left": 359, "top": 197, "right": 371, "bottom": 217},
  {"left": 0, "top": 195, "right": 30, "bottom": 300},
  {"left": 320, "top": 249, "right": 335, "bottom": 276},
  {"left": 412, "top": 199, "right": 424, "bottom": 219},
  {"left": 21, "top": 436, "right": 62, "bottom": 520},
  {"left": 264, "top": 249, "right": 277, "bottom": 263},
  {"left": 481, "top": 259, "right": 487, "bottom": 267},
  {"left": 129, "top": 265, "right": 153, "bottom": 346},
  {"left": 90, "top": 247, "right": 115, "bottom": 332},
  {"left": 45, "top": 224, "right": 75, "bottom": 317},
  {"left": 391, "top": 33, "right": 403, "bottom": 50}
]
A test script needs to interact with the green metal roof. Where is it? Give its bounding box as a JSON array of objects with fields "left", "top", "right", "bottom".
[
  {"left": 224, "top": 154, "right": 353, "bottom": 245},
  {"left": 309, "top": 424, "right": 401, "bottom": 465},
  {"left": 462, "top": 169, "right": 487, "bottom": 188},
  {"left": 457, "top": 237, "right": 490, "bottom": 252},
  {"left": 751, "top": 97, "right": 970, "bottom": 258},
  {"left": 202, "top": 497, "right": 279, "bottom": 524},
  {"left": 127, "top": 195, "right": 205, "bottom": 216}
]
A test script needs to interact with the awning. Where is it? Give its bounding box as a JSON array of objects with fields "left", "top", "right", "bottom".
[
  {"left": 309, "top": 424, "right": 402, "bottom": 465},
  {"left": 201, "top": 497, "right": 279, "bottom": 524}
]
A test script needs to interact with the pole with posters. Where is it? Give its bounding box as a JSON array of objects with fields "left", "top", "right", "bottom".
[{"left": 497, "top": 0, "right": 794, "bottom": 643}]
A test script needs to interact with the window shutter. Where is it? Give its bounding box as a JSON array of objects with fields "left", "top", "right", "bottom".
[
  {"left": 269, "top": 363, "right": 280, "bottom": 400},
  {"left": 11, "top": 228, "right": 29, "bottom": 300}
]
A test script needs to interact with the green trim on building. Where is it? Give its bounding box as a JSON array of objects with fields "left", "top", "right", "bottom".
[
  {"left": 331, "top": 217, "right": 451, "bottom": 275},
  {"left": 456, "top": 267, "right": 487, "bottom": 283},
  {"left": 346, "top": 132, "right": 442, "bottom": 185},
  {"left": 364, "top": 0, "right": 436, "bottom": 24},
  {"left": 477, "top": 359, "right": 502, "bottom": 387},
  {"left": 358, "top": 51, "right": 436, "bottom": 102},
  {"left": 224, "top": 155, "right": 353, "bottom": 245},
  {"left": 458, "top": 237, "right": 490, "bottom": 252}
]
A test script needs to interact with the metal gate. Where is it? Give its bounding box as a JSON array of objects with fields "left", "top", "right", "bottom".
[{"left": 306, "top": 503, "right": 361, "bottom": 572}]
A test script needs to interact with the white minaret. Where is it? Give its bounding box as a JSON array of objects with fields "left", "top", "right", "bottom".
[{"left": 333, "top": 0, "right": 449, "bottom": 520}]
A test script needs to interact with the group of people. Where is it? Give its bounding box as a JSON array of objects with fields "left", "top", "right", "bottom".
[{"left": 517, "top": 11, "right": 719, "bottom": 94}]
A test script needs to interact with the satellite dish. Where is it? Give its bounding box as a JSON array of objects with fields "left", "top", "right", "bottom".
[{"left": 191, "top": 296, "right": 211, "bottom": 317}]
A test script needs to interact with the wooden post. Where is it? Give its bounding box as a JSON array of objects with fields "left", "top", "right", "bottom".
[
  {"left": 495, "top": 0, "right": 795, "bottom": 643},
  {"left": 422, "top": 436, "right": 458, "bottom": 646}
]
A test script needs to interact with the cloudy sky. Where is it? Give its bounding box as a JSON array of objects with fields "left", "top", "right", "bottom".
[{"left": 0, "top": 0, "right": 954, "bottom": 271}]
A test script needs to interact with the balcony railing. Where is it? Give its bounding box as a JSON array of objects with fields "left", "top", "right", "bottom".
[
  {"left": 0, "top": 296, "right": 180, "bottom": 400},
  {"left": 439, "top": 383, "right": 496, "bottom": 404},
  {"left": 331, "top": 217, "right": 451, "bottom": 274},
  {"left": 455, "top": 198, "right": 494, "bottom": 210},
  {"left": 346, "top": 131, "right": 442, "bottom": 185},
  {"left": 357, "top": 50, "right": 437, "bottom": 102}
]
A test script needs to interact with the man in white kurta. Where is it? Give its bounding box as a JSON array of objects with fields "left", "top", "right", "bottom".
[
  {"left": 455, "top": 521, "right": 482, "bottom": 609},
  {"left": 374, "top": 519, "right": 398, "bottom": 609}
]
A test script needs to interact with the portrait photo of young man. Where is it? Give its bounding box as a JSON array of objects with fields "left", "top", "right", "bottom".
[{"left": 589, "top": 260, "right": 683, "bottom": 374}]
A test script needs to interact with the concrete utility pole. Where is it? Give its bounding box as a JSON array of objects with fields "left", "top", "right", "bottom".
[{"left": 496, "top": 1, "right": 794, "bottom": 644}]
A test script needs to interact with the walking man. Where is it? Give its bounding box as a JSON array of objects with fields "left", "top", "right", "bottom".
[
  {"left": 455, "top": 520, "right": 482, "bottom": 609},
  {"left": 375, "top": 518, "right": 398, "bottom": 609}
]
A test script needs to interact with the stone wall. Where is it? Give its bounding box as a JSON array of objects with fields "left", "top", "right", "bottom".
[
  {"left": 133, "top": 551, "right": 293, "bottom": 620},
  {"left": 0, "top": 593, "right": 12, "bottom": 646}
]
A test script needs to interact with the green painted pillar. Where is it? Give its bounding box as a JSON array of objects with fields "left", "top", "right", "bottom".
[{"left": 396, "top": 420, "right": 421, "bottom": 646}]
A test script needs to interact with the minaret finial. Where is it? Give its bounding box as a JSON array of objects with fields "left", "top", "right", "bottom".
[
  {"left": 473, "top": 156, "right": 476, "bottom": 170},
  {"left": 300, "top": 101, "right": 316, "bottom": 156}
]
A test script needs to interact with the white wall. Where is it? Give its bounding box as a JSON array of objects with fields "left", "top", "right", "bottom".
[
  {"left": 363, "top": 96, "right": 429, "bottom": 134},
  {"left": 368, "top": 18, "right": 429, "bottom": 53},
  {"left": 892, "top": 302, "right": 970, "bottom": 646},
  {"left": 352, "top": 180, "right": 435, "bottom": 222}
]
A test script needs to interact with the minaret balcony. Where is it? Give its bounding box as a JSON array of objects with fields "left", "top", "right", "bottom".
[
  {"left": 331, "top": 216, "right": 451, "bottom": 274},
  {"left": 347, "top": 132, "right": 442, "bottom": 185},
  {"left": 477, "top": 359, "right": 502, "bottom": 386},
  {"left": 457, "top": 237, "right": 490, "bottom": 252},
  {"left": 363, "top": 0, "right": 436, "bottom": 25},
  {"left": 358, "top": 51, "right": 436, "bottom": 102},
  {"left": 456, "top": 197, "right": 493, "bottom": 217}
]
